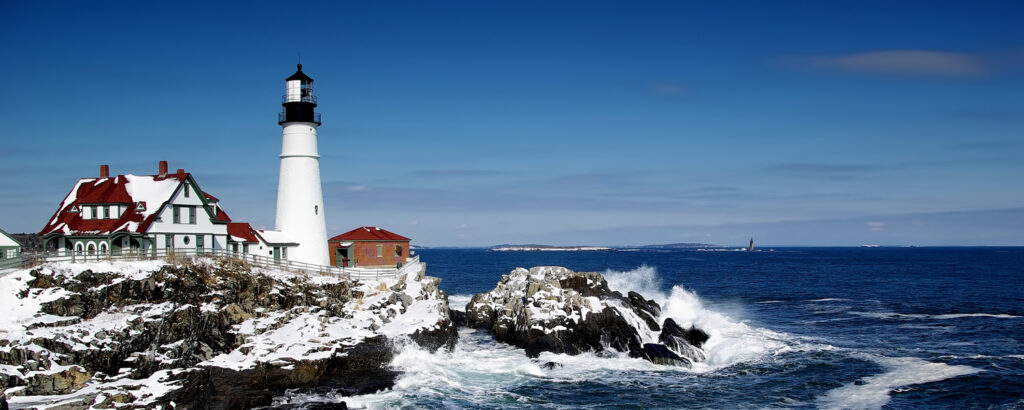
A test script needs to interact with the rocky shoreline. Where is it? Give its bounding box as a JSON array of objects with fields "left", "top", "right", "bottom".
[
  {"left": 0, "top": 258, "right": 455, "bottom": 409},
  {"left": 1, "top": 262, "right": 706, "bottom": 409}
]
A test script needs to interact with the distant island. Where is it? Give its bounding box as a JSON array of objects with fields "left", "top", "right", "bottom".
[
  {"left": 490, "top": 244, "right": 614, "bottom": 251},
  {"left": 488, "top": 242, "right": 721, "bottom": 252},
  {"left": 634, "top": 242, "right": 720, "bottom": 249}
]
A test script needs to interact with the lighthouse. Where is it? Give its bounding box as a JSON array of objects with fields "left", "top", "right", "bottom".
[{"left": 274, "top": 64, "right": 330, "bottom": 265}]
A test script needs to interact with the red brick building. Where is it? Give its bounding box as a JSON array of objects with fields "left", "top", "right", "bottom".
[{"left": 328, "top": 226, "right": 411, "bottom": 268}]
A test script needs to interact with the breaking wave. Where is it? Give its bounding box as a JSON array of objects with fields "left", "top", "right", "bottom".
[{"left": 605, "top": 265, "right": 797, "bottom": 371}]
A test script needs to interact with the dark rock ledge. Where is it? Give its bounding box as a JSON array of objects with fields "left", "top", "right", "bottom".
[{"left": 465, "top": 266, "right": 709, "bottom": 367}]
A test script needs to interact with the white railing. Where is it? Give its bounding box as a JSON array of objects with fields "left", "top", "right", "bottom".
[{"left": 10, "top": 248, "right": 418, "bottom": 282}]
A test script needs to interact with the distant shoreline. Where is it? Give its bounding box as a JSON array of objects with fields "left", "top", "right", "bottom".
[{"left": 490, "top": 246, "right": 613, "bottom": 252}]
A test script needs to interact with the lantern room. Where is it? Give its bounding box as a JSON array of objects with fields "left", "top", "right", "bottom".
[{"left": 279, "top": 64, "right": 321, "bottom": 125}]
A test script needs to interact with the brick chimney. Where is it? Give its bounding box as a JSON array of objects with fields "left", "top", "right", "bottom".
[
  {"left": 100, "top": 164, "right": 109, "bottom": 178},
  {"left": 159, "top": 161, "right": 168, "bottom": 177}
]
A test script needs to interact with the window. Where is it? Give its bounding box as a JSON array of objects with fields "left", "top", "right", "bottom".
[
  {"left": 165, "top": 234, "right": 174, "bottom": 249},
  {"left": 173, "top": 206, "right": 180, "bottom": 224},
  {"left": 102, "top": 206, "right": 109, "bottom": 219},
  {"left": 314, "top": 205, "right": 318, "bottom": 215},
  {"left": 376, "top": 245, "right": 383, "bottom": 258},
  {"left": 183, "top": 236, "right": 191, "bottom": 245},
  {"left": 99, "top": 243, "right": 107, "bottom": 254},
  {"left": 75, "top": 243, "right": 84, "bottom": 254},
  {"left": 196, "top": 235, "right": 204, "bottom": 249},
  {"left": 189, "top": 207, "right": 196, "bottom": 224},
  {"left": 184, "top": 183, "right": 190, "bottom": 197},
  {"left": 395, "top": 245, "right": 403, "bottom": 257}
]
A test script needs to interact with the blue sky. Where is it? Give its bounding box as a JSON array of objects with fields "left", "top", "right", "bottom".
[{"left": 1, "top": 1, "right": 1022, "bottom": 246}]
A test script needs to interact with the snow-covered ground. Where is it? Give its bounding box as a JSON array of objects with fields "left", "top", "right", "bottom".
[{"left": 0, "top": 258, "right": 452, "bottom": 408}]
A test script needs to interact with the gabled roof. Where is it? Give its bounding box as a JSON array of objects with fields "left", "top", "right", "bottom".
[
  {"left": 329, "top": 226, "right": 410, "bottom": 242},
  {"left": 0, "top": 228, "right": 22, "bottom": 248},
  {"left": 40, "top": 171, "right": 226, "bottom": 237},
  {"left": 227, "top": 222, "right": 261, "bottom": 243}
]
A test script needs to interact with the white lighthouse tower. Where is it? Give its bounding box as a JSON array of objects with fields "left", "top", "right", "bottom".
[{"left": 274, "top": 64, "right": 330, "bottom": 265}]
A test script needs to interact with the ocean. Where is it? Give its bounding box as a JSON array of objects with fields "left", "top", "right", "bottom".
[{"left": 284, "top": 247, "right": 1024, "bottom": 409}]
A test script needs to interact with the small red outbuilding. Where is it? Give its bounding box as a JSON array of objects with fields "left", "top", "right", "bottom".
[{"left": 328, "top": 226, "right": 411, "bottom": 268}]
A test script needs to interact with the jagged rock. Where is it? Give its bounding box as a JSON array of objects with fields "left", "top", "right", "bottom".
[
  {"left": 659, "top": 318, "right": 709, "bottom": 363},
  {"left": 540, "top": 361, "right": 562, "bottom": 370},
  {"left": 25, "top": 365, "right": 90, "bottom": 395},
  {"left": 629, "top": 343, "right": 692, "bottom": 367},
  {"left": 465, "top": 266, "right": 705, "bottom": 367},
  {"left": 449, "top": 309, "right": 468, "bottom": 328},
  {"left": 0, "top": 258, "right": 455, "bottom": 407}
]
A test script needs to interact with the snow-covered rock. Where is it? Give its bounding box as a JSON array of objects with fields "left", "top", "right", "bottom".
[
  {"left": 465, "top": 266, "right": 708, "bottom": 366},
  {"left": 0, "top": 257, "right": 456, "bottom": 408}
]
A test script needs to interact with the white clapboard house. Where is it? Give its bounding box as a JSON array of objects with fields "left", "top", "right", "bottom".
[{"left": 40, "top": 162, "right": 296, "bottom": 260}]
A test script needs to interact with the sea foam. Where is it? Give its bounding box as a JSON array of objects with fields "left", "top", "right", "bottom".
[{"left": 817, "top": 355, "right": 980, "bottom": 410}]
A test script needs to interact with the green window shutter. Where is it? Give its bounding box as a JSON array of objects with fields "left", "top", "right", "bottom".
[{"left": 172, "top": 206, "right": 180, "bottom": 224}]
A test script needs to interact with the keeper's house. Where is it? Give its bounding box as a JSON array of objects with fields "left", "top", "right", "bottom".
[
  {"left": 0, "top": 228, "right": 23, "bottom": 260},
  {"left": 328, "top": 226, "right": 410, "bottom": 268},
  {"left": 39, "top": 161, "right": 291, "bottom": 259}
]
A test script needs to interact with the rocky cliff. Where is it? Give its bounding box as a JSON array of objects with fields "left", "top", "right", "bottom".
[
  {"left": 465, "top": 266, "right": 708, "bottom": 366},
  {"left": 0, "top": 257, "right": 456, "bottom": 409}
]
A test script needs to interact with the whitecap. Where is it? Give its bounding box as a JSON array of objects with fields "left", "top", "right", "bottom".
[
  {"left": 817, "top": 355, "right": 980, "bottom": 410},
  {"left": 447, "top": 293, "right": 473, "bottom": 312},
  {"left": 849, "top": 311, "right": 1021, "bottom": 320}
]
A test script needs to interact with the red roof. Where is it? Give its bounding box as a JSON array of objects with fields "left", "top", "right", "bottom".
[
  {"left": 330, "top": 226, "right": 410, "bottom": 242},
  {"left": 40, "top": 171, "right": 227, "bottom": 237},
  {"left": 213, "top": 206, "right": 231, "bottom": 222},
  {"left": 227, "top": 222, "right": 261, "bottom": 243}
]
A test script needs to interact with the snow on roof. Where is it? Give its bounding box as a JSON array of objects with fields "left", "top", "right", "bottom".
[
  {"left": 256, "top": 230, "right": 298, "bottom": 245},
  {"left": 329, "top": 226, "right": 410, "bottom": 242},
  {"left": 0, "top": 228, "right": 22, "bottom": 247},
  {"left": 40, "top": 171, "right": 229, "bottom": 237},
  {"left": 227, "top": 223, "right": 260, "bottom": 243}
]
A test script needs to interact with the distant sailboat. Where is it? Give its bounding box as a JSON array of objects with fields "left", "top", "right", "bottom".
[{"left": 748, "top": 237, "right": 755, "bottom": 251}]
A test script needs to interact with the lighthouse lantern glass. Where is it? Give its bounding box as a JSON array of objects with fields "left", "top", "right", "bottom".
[
  {"left": 301, "top": 82, "right": 313, "bottom": 102},
  {"left": 286, "top": 80, "right": 301, "bottom": 102}
]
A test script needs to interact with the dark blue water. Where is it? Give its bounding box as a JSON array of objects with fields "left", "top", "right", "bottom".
[{"left": 341, "top": 247, "right": 1024, "bottom": 409}]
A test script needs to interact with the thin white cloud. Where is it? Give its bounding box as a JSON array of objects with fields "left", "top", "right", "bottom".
[
  {"left": 347, "top": 185, "right": 368, "bottom": 192},
  {"left": 651, "top": 83, "right": 685, "bottom": 95},
  {"left": 866, "top": 221, "right": 886, "bottom": 232},
  {"left": 787, "top": 50, "right": 990, "bottom": 76}
]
